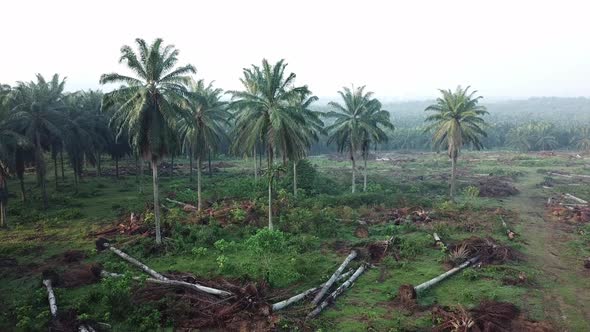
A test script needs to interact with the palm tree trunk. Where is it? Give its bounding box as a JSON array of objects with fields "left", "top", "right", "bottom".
[
  {"left": 350, "top": 150, "right": 356, "bottom": 194},
  {"left": 363, "top": 154, "right": 367, "bottom": 192},
  {"left": 170, "top": 155, "right": 174, "bottom": 177},
  {"left": 36, "top": 133, "right": 48, "bottom": 209},
  {"left": 115, "top": 156, "right": 119, "bottom": 179},
  {"left": 0, "top": 199, "right": 6, "bottom": 229},
  {"left": 60, "top": 149, "right": 65, "bottom": 180},
  {"left": 97, "top": 153, "right": 101, "bottom": 177},
  {"left": 293, "top": 160, "right": 297, "bottom": 197},
  {"left": 208, "top": 150, "right": 212, "bottom": 177},
  {"left": 53, "top": 155, "right": 58, "bottom": 189},
  {"left": 151, "top": 159, "right": 162, "bottom": 245},
  {"left": 268, "top": 175, "right": 273, "bottom": 230},
  {"left": 268, "top": 145, "right": 274, "bottom": 230},
  {"left": 197, "top": 155, "right": 202, "bottom": 211},
  {"left": 19, "top": 176, "right": 26, "bottom": 203},
  {"left": 254, "top": 145, "right": 258, "bottom": 182},
  {"left": 138, "top": 156, "right": 144, "bottom": 194},
  {"left": 450, "top": 156, "right": 457, "bottom": 200},
  {"left": 189, "top": 146, "right": 194, "bottom": 183},
  {"left": 0, "top": 177, "right": 6, "bottom": 228}
]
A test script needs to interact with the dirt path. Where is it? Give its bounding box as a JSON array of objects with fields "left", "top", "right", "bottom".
[{"left": 503, "top": 172, "right": 590, "bottom": 331}]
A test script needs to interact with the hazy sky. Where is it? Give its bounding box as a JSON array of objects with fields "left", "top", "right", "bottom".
[{"left": 2, "top": 0, "right": 589, "bottom": 99}]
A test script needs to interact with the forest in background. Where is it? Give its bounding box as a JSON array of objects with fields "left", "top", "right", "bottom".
[{"left": 311, "top": 97, "right": 590, "bottom": 154}]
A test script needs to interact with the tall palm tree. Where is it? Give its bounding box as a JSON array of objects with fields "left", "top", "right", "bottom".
[
  {"left": 359, "top": 99, "right": 394, "bottom": 191},
  {"left": 424, "top": 86, "right": 488, "bottom": 200},
  {"left": 101, "top": 38, "right": 196, "bottom": 244},
  {"left": 572, "top": 126, "right": 590, "bottom": 152},
  {"left": 230, "top": 59, "right": 309, "bottom": 229},
  {"left": 179, "top": 79, "right": 229, "bottom": 211},
  {"left": 9, "top": 74, "right": 67, "bottom": 209},
  {"left": 288, "top": 90, "right": 323, "bottom": 197},
  {"left": 326, "top": 85, "right": 381, "bottom": 193}
]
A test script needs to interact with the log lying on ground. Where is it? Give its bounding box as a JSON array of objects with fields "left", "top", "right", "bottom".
[
  {"left": 433, "top": 233, "right": 446, "bottom": 249},
  {"left": 96, "top": 238, "right": 166, "bottom": 280},
  {"left": 100, "top": 271, "right": 233, "bottom": 297},
  {"left": 499, "top": 217, "right": 517, "bottom": 239},
  {"left": 96, "top": 239, "right": 231, "bottom": 297},
  {"left": 565, "top": 193, "right": 588, "bottom": 204},
  {"left": 306, "top": 264, "right": 367, "bottom": 319},
  {"left": 165, "top": 198, "right": 197, "bottom": 211},
  {"left": 43, "top": 279, "right": 58, "bottom": 318},
  {"left": 312, "top": 250, "right": 357, "bottom": 305},
  {"left": 272, "top": 270, "right": 353, "bottom": 311},
  {"left": 414, "top": 256, "right": 480, "bottom": 294},
  {"left": 43, "top": 274, "right": 97, "bottom": 332}
]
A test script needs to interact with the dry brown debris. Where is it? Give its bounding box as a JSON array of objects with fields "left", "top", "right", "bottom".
[{"left": 447, "top": 237, "right": 520, "bottom": 265}]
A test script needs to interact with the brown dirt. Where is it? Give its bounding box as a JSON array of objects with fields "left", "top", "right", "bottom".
[
  {"left": 354, "top": 224, "right": 369, "bottom": 238},
  {"left": 62, "top": 250, "right": 86, "bottom": 263},
  {"left": 59, "top": 263, "right": 103, "bottom": 288},
  {"left": 477, "top": 177, "right": 519, "bottom": 197}
]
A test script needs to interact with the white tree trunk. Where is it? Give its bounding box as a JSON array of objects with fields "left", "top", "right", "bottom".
[
  {"left": 151, "top": 160, "right": 162, "bottom": 244},
  {"left": 351, "top": 152, "right": 356, "bottom": 194},
  {"left": 104, "top": 242, "right": 167, "bottom": 280},
  {"left": 43, "top": 279, "right": 58, "bottom": 318},
  {"left": 268, "top": 176, "right": 273, "bottom": 230},
  {"left": 100, "top": 271, "right": 232, "bottom": 297},
  {"left": 307, "top": 264, "right": 367, "bottom": 319},
  {"left": 414, "top": 256, "right": 479, "bottom": 293},
  {"left": 312, "top": 250, "right": 357, "bottom": 305},
  {"left": 565, "top": 193, "right": 588, "bottom": 204},
  {"left": 272, "top": 270, "right": 353, "bottom": 311}
]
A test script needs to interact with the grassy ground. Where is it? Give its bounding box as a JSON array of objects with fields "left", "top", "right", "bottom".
[{"left": 0, "top": 151, "right": 589, "bottom": 331}]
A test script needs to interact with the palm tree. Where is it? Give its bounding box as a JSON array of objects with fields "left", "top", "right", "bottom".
[
  {"left": 179, "top": 79, "right": 228, "bottom": 211},
  {"left": 424, "top": 86, "right": 488, "bottom": 200},
  {"left": 326, "top": 85, "right": 380, "bottom": 193},
  {"left": 288, "top": 90, "right": 323, "bottom": 197},
  {"left": 230, "top": 59, "right": 309, "bottom": 229},
  {"left": 359, "top": 99, "right": 394, "bottom": 191},
  {"left": 507, "top": 126, "right": 532, "bottom": 152},
  {"left": 572, "top": 126, "right": 590, "bottom": 152},
  {"left": 533, "top": 123, "right": 558, "bottom": 151},
  {"left": 101, "top": 38, "right": 196, "bottom": 244},
  {"left": 9, "top": 74, "right": 67, "bottom": 209}
]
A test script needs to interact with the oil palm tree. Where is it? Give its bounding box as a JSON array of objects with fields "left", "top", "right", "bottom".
[
  {"left": 0, "top": 119, "right": 28, "bottom": 227},
  {"left": 572, "top": 126, "right": 590, "bottom": 152},
  {"left": 424, "top": 86, "right": 488, "bottom": 200},
  {"left": 288, "top": 89, "right": 323, "bottom": 197},
  {"left": 9, "top": 74, "right": 67, "bottom": 209},
  {"left": 230, "top": 59, "right": 309, "bottom": 229},
  {"left": 178, "top": 79, "right": 229, "bottom": 211},
  {"left": 326, "top": 85, "right": 382, "bottom": 193},
  {"left": 359, "top": 99, "right": 394, "bottom": 191},
  {"left": 101, "top": 38, "right": 196, "bottom": 244}
]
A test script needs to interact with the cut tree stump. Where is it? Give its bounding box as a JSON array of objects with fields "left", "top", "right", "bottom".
[
  {"left": 312, "top": 250, "right": 357, "bottom": 305},
  {"left": 499, "top": 216, "right": 517, "bottom": 239},
  {"left": 433, "top": 233, "right": 447, "bottom": 249},
  {"left": 272, "top": 270, "right": 353, "bottom": 311},
  {"left": 306, "top": 264, "right": 367, "bottom": 319}
]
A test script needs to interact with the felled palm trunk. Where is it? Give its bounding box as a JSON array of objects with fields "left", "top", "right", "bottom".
[
  {"left": 272, "top": 270, "right": 353, "bottom": 311},
  {"left": 414, "top": 256, "right": 479, "bottom": 294},
  {"left": 307, "top": 264, "right": 367, "bottom": 319},
  {"left": 312, "top": 250, "right": 357, "bottom": 304}
]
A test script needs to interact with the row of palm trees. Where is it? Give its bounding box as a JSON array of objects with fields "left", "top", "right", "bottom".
[{"left": 0, "top": 38, "right": 489, "bottom": 244}]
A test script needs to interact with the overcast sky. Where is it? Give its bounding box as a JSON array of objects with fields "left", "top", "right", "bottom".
[{"left": 2, "top": 0, "right": 589, "bottom": 100}]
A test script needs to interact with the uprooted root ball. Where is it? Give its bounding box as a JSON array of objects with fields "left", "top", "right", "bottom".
[{"left": 447, "top": 237, "right": 521, "bottom": 265}]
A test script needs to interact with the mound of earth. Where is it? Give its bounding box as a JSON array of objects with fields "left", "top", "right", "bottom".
[{"left": 477, "top": 177, "right": 519, "bottom": 197}]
